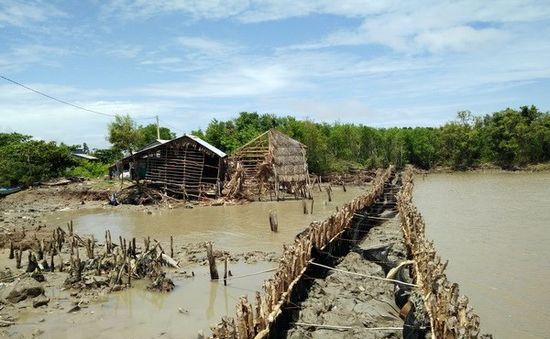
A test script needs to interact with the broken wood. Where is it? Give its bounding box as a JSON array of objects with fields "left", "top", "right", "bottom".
[{"left": 206, "top": 242, "right": 219, "bottom": 280}]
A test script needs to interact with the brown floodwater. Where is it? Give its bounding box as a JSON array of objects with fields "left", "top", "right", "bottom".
[
  {"left": 413, "top": 172, "right": 550, "bottom": 339},
  {"left": 15, "top": 185, "right": 366, "bottom": 338},
  {"left": 46, "top": 186, "right": 365, "bottom": 254}
]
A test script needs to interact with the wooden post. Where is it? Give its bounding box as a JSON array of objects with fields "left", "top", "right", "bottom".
[
  {"left": 144, "top": 237, "right": 150, "bottom": 252},
  {"left": 170, "top": 236, "right": 174, "bottom": 259},
  {"left": 132, "top": 237, "right": 136, "bottom": 258},
  {"left": 206, "top": 242, "right": 219, "bottom": 280},
  {"left": 326, "top": 186, "right": 332, "bottom": 202},
  {"left": 310, "top": 198, "right": 314, "bottom": 215},
  {"left": 302, "top": 199, "right": 308, "bottom": 214},
  {"left": 105, "top": 231, "right": 110, "bottom": 254},
  {"left": 269, "top": 211, "right": 278, "bottom": 232},
  {"left": 91, "top": 235, "right": 95, "bottom": 258},
  {"left": 127, "top": 258, "right": 131, "bottom": 287},
  {"left": 223, "top": 256, "right": 228, "bottom": 286},
  {"left": 50, "top": 247, "right": 55, "bottom": 272},
  {"left": 86, "top": 238, "right": 93, "bottom": 259},
  {"left": 15, "top": 249, "right": 22, "bottom": 269},
  {"left": 9, "top": 241, "right": 14, "bottom": 259},
  {"left": 57, "top": 228, "right": 63, "bottom": 252},
  {"left": 318, "top": 175, "right": 322, "bottom": 191},
  {"left": 342, "top": 182, "right": 346, "bottom": 192},
  {"left": 38, "top": 239, "right": 44, "bottom": 260}
]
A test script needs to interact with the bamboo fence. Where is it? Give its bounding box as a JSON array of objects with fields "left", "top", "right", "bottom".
[
  {"left": 397, "top": 166, "right": 484, "bottom": 338},
  {"left": 211, "top": 166, "right": 394, "bottom": 338}
]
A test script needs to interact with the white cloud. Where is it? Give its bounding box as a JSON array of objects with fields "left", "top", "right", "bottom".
[
  {"left": 414, "top": 26, "right": 507, "bottom": 53},
  {"left": 0, "top": 0, "right": 64, "bottom": 27},
  {"left": 176, "top": 36, "right": 236, "bottom": 54},
  {"left": 0, "top": 45, "right": 71, "bottom": 72},
  {"left": 138, "top": 63, "right": 296, "bottom": 98},
  {"left": 105, "top": 45, "right": 143, "bottom": 59}
]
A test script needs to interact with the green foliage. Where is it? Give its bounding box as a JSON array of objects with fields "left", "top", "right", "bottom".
[
  {"left": 0, "top": 136, "right": 75, "bottom": 187},
  {"left": 92, "top": 148, "right": 123, "bottom": 164},
  {"left": 65, "top": 160, "right": 109, "bottom": 179},
  {"left": 137, "top": 123, "right": 176, "bottom": 149},
  {"left": 198, "top": 108, "right": 550, "bottom": 174},
  {"left": 108, "top": 114, "right": 144, "bottom": 154}
]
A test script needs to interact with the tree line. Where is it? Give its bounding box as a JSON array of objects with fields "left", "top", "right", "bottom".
[
  {"left": 192, "top": 105, "right": 550, "bottom": 174},
  {"left": 1, "top": 105, "right": 548, "bottom": 187},
  {"left": 0, "top": 122, "right": 174, "bottom": 187}
]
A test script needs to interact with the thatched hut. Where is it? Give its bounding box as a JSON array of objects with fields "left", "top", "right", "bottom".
[
  {"left": 113, "top": 135, "right": 226, "bottom": 199},
  {"left": 229, "top": 129, "right": 310, "bottom": 199}
]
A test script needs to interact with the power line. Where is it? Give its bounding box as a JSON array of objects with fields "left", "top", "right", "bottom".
[{"left": 1, "top": 73, "right": 115, "bottom": 118}]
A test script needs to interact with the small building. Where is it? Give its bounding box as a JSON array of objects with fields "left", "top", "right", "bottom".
[
  {"left": 113, "top": 135, "right": 226, "bottom": 199},
  {"left": 230, "top": 129, "right": 310, "bottom": 199}
]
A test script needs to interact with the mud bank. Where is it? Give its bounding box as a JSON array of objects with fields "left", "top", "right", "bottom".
[{"left": 286, "top": 214, "right": 407, "bottom": 339}]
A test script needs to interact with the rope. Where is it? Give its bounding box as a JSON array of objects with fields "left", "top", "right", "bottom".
[
  {"left": 308, "top": 261, "right": 418, "bottom": 287},
  {"left": 225, "top": 267, "right": 277, "bottom": 281},
  {"left": 292, "top": 322, "right": 403, "bottom": 331}
]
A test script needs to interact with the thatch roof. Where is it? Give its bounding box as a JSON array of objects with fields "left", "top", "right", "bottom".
[{"left": 233, "top": 129, "right": 309, "bottom": 183}]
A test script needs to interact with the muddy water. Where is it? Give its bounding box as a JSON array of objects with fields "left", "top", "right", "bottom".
[
  {"left": 46, "top": 186, "right": 364, "bottom": 254},
  {"left": 10, "top": 262, "right": 274, "bottom": 339},
  {"left": 25, "top": 186, "right": 364, "bottom": 338},
  {"left": 413, "top": 172, "right": 550, "bottom": 339}
]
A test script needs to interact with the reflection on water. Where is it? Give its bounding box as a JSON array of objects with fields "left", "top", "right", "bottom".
[{"left": 414, "top": 172, "right": 550, "bottom": 339}]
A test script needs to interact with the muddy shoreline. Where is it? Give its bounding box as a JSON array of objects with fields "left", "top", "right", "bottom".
[{"left": 1, "top": 179, "right": 368, "bottom": 338}]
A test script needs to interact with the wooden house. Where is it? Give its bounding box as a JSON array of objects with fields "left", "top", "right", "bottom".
[
  {"left": 229, "top": 129, "right": 310, "bottom": 199},
  {"left": 114, "top": 135, "right": 226, "bottom": 199}
]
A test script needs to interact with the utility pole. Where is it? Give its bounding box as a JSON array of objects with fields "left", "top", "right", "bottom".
[{"left": 156, "top": 115, "right": 160, "bottom": 140}]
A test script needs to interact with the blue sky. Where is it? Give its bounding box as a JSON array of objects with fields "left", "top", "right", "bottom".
[{"left": 1, "top": 0, "right": 550, "bottom": 148}]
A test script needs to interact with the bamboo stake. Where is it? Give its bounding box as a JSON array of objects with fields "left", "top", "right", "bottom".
[
  {"left": 206, "top": 242, "right": 219, "bottom": 280},
  {"left": 269, "top": 211, "right": 278, "bottom": 233},
  {"left": 9, "top": 241, "right": 14, "bottom": 259},
  {"left": 223, "top": 256, "right": 228, "bottom": 286},
  {"left": 15, "top": 249, "right": 22, "bottom": 269},
  {"left": 170, "top": 236, "right": 174, "bottom": 259}
]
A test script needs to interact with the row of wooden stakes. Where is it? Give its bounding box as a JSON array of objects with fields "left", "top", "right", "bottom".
[
  {"left": 211, "top": 166, "right": 394, "bottom": 338},
  {"left": 7, "top": 221, "right": 178, "bottom": 291},
  {"left": 397, "top": 167, "right": 486, "bottom": 339}
]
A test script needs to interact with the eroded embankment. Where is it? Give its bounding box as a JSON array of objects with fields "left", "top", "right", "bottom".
[
  {"left": 397, "top": 167, "right": 491, "bottom": 338},
  {"left": 210, "top": 167, "right": 394, "bottom": 338}
]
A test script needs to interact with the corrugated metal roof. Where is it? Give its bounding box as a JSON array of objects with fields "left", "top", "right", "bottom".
[
  {"left": 72, "top": 153, "right": 98, "bottom": 160},
  {"left": 114, "top": 135, "right": 226, "bottom": 166},
  {"left": 186, "top": 134, "right": 226, "bottom": 158}
]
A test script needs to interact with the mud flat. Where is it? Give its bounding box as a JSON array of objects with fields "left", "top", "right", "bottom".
[
  {"left": 286, "top": 213, "right": 407, "bottom": 339},
  {"left": 0, "top": 180, "right": 367, "bottom": 338}
]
